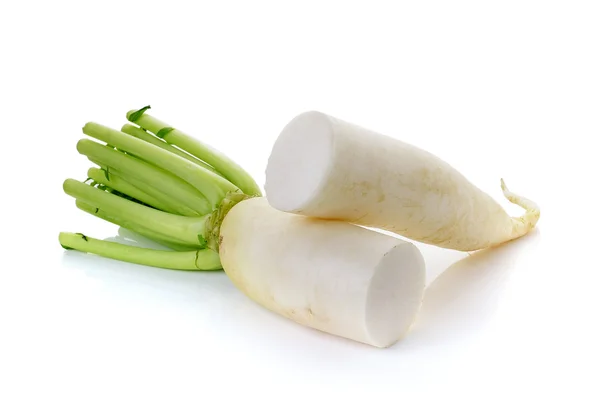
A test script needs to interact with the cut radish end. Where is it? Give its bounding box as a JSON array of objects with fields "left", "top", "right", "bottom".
[
  {"left": 366, "top": 243, "right": 426, "bottom": 347},
  {"left": 265, "top": 111, "right": 333, "bottom": 212}
]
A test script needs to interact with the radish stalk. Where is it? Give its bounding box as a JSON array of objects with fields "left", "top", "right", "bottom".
[
  {"left": 63, "top": 179, "right": 208, "bottom": 247},
  {"left": 126, "top": 106, "right": 261, "bottom": 197},
  {"left": 76, "top": 200, "right": 197, "bottom": 251},
  {"left": 59, "top": 232, "right": 221, "bottom": 270},
  {"left": 82, "top": 122, "right": 237, "bottom": 209},
  {"left": 86, "top": 167, "right": 179, "bottom": 214},
  {"left": 265, "top": 111, "right": 541, "bottom": 251},
  {"left": 89, "top": 161, "right": 200, "bottom": 217},
  {"left": 79, "top": 138, "right": 210, "bottom": 215},
  {"left": 120, "top": 124, "right": 219, "bottom": 175}
]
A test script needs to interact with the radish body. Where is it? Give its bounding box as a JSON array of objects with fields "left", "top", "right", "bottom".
[
  {"left": 265, "top": 111, "right": 540, "bottom": 251},
  {"left": 219, "top": 197, "right": 426, "bottom": 348}
]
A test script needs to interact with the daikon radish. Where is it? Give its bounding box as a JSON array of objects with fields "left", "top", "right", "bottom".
[
  {"left": 220, "top": 197, "right": 426, "bottom": 348},
  {"left": 265, "top": 111, "right": 540, "bottom": 251},
  {"left": 59, "top": 107, "right": 426, "bottom": 348}
]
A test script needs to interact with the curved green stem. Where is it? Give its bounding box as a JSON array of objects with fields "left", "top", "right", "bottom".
[
  {"left": 79, "top": 139, "right": 210, "bottom": 215},
  {"left": 63, "top": 179, "right": 208, "bottom": 247},
  {"left": 87, "top": 159, "right": 200, "bottom": 217},
  {"left": 121, "top": 124, "right": 220, "bottom": 176},
  {"left": 59, "top": 232, "right": 222, "bottom": 270},
  {"left": 126, "top": 108, "right": 262, "bottom": 197},
  {"left": 76, "top": 200, "right": 198, "bottom": 251},
  {"left": 83, "top": 122, "right": 239, "bottom": 209},
  {"left": 86, "top": 167, "right": 177, "bottom": 214}
]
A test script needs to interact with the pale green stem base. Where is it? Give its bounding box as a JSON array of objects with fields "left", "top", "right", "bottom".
[
  {"left": 59, "top": 232, "right": 222, "bottom": 270},
  {"left": 76, "top": 200, "right": 198, "bottom": 251},
  {"left": 63, "top": 179, "right": 208, "bottom": 247}
]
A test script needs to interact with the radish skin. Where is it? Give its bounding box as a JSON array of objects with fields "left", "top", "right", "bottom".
[
  {"left": 219, "top": 197, "right": 426, "bottom": 348},
  {"left": 265, "top": 111, "right": 540, "bottom": 251}
]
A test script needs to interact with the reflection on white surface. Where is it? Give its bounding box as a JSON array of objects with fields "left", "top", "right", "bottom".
[{"left": 113, "top": 227, "right": 176, "bottom": 251}]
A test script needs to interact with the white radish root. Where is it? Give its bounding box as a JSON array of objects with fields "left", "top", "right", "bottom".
[
  {"left": 265, "top": 111, "right": 540, "bottom": 251},
  {"left": 219, "top": 197, "right": 426, "bottom": 348}
]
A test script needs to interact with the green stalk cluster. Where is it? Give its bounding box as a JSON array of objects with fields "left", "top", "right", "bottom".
[{"left": 60, "top": 106, "right": 261, "bottom": 270}]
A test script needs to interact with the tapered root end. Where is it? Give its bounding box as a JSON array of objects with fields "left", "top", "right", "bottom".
[{"left": 500, "top": 178, "right": 541, "bottom": 237}]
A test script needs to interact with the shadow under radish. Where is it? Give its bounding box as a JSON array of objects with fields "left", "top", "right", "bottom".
[{"left": 401, "top": 228, "right": 541, "bottom": 349}]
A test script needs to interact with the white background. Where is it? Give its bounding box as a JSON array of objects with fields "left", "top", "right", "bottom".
[{"left": 1, "top": 1, "right": 599, "bottom": 411}]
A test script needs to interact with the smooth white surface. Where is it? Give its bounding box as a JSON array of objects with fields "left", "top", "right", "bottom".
[
  {"left": 1, "top": 1, "right": 599, "bottom": 411},
  {"left": 265, "top": 111, "right": 334, "bottom": 211}
]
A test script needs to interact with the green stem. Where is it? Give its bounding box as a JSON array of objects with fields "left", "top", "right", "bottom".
[
  {"left": 76, "top": 200, "right": 198, "bottom": 251},
  {"left": 87, "top": 167, "right": 177, "bottom": 214},
  {"left": 78, "top": 138, "right": 210, "bottom": 215},
  {"left": 83, "top": 122, "right": 239, "bottom": 209},
  {"left": 87, "top": 159, "right": 200, "bottom": 217},
  {"left": 63, "top": 179, "right": 208, "bottom": 247},
  {"left": 121, "top": 124, "right": 220, "bottom": 176},
  {"left": 59, "top": 232, "right": 222, "bottom": 270},
  {"left": 126, "top": 108, "right": 262, "bottom": 197}
]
